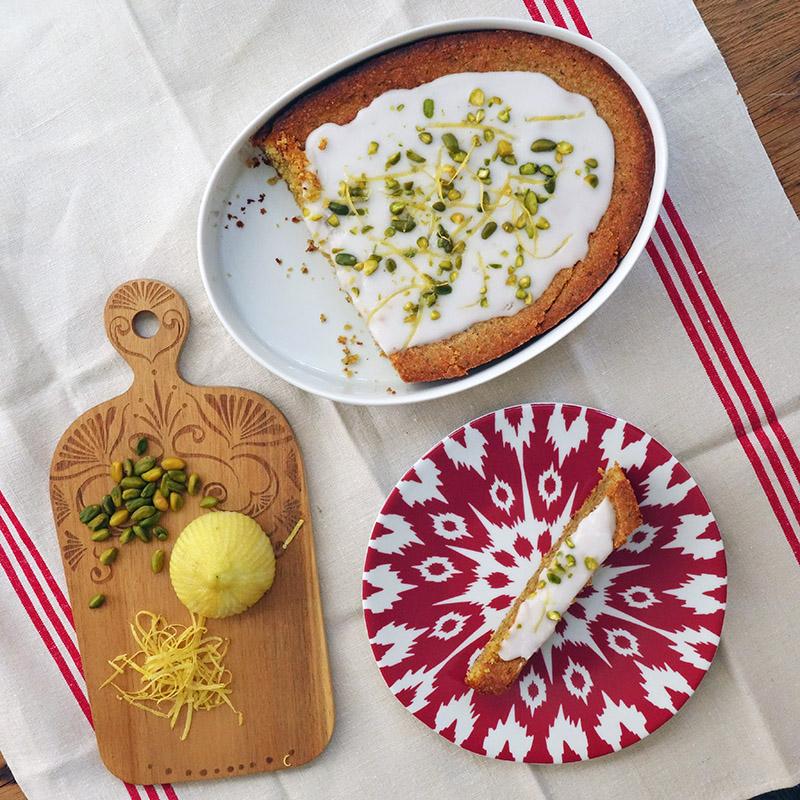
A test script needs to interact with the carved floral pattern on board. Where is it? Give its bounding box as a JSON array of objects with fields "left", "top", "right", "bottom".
[{"left": 51, "top": 381, "right": 300, "bottom": 579}]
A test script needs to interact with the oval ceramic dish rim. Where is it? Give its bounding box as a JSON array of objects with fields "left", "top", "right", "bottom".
[{"left": 197, "top": 17, "right": 668, "bottom": 406}]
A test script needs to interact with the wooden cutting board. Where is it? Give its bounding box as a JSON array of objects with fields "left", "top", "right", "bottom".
[{"left": 48, "top": 279, "right": 334, "bottom": 785}]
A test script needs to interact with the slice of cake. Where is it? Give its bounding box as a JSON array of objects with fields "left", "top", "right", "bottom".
[
  {"left": 465, "top": 463, "right": 641, "bottom": 695},
  {"left": 253, "top": 31, "right": 654, "bottom": 382}
]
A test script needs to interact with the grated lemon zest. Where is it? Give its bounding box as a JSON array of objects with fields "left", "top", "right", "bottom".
[{"left": 101, "top": 610, "right": 242, "bottom": 740}]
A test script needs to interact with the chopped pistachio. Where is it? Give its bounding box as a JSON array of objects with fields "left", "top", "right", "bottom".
[
  {"left": 497, "top": 140, "right": 513, "bottom": 157},
  {"left": 442, "top": 132, "right": 459, "bottom": 153},
  {"left": 481, "top": 221, "right": 497, "bottom": 239},
  {"left": 531, "top": 138, "right": 556, "bottom": 152},
  {"left": 328, "top": 200, "right": 350, "bottom": 216}
]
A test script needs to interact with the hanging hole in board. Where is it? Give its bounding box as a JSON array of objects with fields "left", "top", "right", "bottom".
[{"left": 132, "top": 310, "right": 160, "bottom": 338}]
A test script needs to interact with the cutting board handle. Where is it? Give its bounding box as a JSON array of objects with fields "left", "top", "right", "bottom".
[{"left": 103, "top": 279, "right": 189, "bottom": 381}]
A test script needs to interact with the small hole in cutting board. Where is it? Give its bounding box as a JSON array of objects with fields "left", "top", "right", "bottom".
[{"left": 132, "top": 310, "right": 160, "bottom": 338}]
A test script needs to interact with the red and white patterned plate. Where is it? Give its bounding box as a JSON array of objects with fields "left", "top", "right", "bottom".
[{"left": 362, "top": 404, "right": 726, "bottom": 763}]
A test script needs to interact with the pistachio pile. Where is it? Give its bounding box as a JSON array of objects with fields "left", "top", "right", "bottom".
[
  {"left": 79, "top": 437, "right": 219, "bottom": 609},
  {"left": 305, "top": 87, "right": 601, "bottom": 337}
]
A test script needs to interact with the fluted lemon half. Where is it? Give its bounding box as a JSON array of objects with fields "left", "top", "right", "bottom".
[{"left": 170, "top": 511, "right": 275, "bottom": 619}]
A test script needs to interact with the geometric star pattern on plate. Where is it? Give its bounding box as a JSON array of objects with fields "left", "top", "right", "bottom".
[{"left": 363, "top": 403, "right": 727, "bottom": 763}]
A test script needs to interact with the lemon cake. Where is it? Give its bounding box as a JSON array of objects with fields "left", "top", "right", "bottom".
[
  {"left": 465, "top": 464, "right": 642, "bottom": 694},
  {"left": 253, "top": 31, "right": 654, "bottom": 382}
]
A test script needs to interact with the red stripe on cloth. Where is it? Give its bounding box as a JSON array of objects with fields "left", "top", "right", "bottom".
[
  {"left": 662, "top": 193, "right": 800, "bottom": 485},
  {"left": 0, "top": 529, "right": 93, "bottom": 722},
  {"left": 0, "top": 491, "right": 75, "bottom": 626},
  {"left": 0, "top": 521, "right": 147, "bottom": 800},
  {"left": 541, "top": 0, "right": 567, "bottom": 27},
  {"left": 0, "top": 506, "right": 83, "bottom": 674},
  {"left": 654, "top": 218, "right": 800, "bottom": 528},
  {"left": 526, "top": 0, "right": 800, "bottom": 558},
  {"left": 0, "top": 497, "right": 177, "bottom": 800},
  {"left": 143, "top": 786, "right": 161, "bottom": 800},
  {"left": 646, "top": 241, "right": 800, "bottom": 561},
  {"left": 521, "top": 0, "right": 545, "bottom": 22},
  {"left": 561, "top": 0, "right": 591, "bottom": 36}
]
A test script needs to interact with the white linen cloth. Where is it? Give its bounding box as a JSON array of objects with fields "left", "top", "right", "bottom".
[{"left": 1, "top": 1, "right": 799, "bottom": 799}]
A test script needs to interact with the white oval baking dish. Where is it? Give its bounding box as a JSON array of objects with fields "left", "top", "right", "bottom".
[{"left": 197, "top": 18, "right": 667, "bottom": 406}]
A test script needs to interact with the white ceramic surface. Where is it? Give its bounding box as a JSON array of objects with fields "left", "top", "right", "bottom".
[{"left": 197, "top": 18, "right": 668, "bottom": 405}]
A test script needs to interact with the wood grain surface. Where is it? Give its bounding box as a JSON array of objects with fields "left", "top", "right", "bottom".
[
  {"left": 47, "top": 280, "right": 334, "bottom": 785},
  {"left": 2, "top": 3, "right": 797, "bottom": 798},
  {"left": 694, "top": 0, "right": 800, "bottom": 212}
]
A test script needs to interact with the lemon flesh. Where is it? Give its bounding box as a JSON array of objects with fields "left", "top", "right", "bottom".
[{"left": 170, "top": 511, "right": 275, "bottom": 619}]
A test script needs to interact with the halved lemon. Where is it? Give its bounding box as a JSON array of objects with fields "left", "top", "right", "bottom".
[{"left": 169, "top": 511, "right": 275, "bottom": 619}]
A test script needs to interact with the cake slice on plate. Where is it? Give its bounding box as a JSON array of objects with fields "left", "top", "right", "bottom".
[{"left": 466, "top": 463, "right": 641, "bottom": 695}]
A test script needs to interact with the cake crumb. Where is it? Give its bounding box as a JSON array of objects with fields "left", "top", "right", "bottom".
[
  {"left": 344, "top": 324, "right": 352, "bottom": 331},
  {"left": 319, "top": 314, "right": 327, "bottom": 323},
  {"left": 301, "top": 265, "right": 309, "bottom": 274},
  {"left": 386, "top": 387, "right": 397, "bottom": 395},
  {"left": 275, "top": 258, "right": 283, "bottom": 265},
  {"left": 260, "top": 208, "right": 267, "bottom": 215},
  {"left": 318, "top": 137, "right": 328, "bottom": 151},
  {"left": 306, "top": 240, "right": 318, "bottom": 252}
]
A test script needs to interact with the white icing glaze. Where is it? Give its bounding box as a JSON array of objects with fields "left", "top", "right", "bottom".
[
  {"left": 301, "top": 71, "right": 614, "bottom": 354},
  {"left": 499, "top": 497, "right": 616, "bottom": 661}
]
